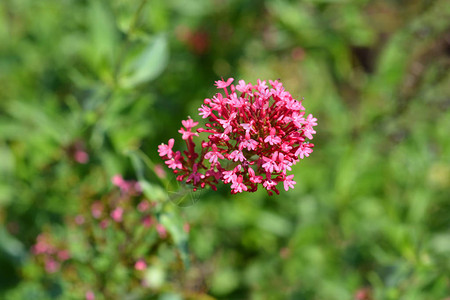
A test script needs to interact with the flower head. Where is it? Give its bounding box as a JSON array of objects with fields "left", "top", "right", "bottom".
[{"left": 158, "top": 78, "right": 316, "bottom": 195}]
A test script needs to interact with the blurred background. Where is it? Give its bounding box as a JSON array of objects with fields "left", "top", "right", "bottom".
[{"left": 1, "top": 0, "right": 450, "bottom": 299}]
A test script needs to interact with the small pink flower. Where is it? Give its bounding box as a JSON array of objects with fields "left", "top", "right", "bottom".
[
  {"left": 134, "top": 182, "right": 142, "bottom": 193},
  {"left": 137, "top": 201, "right": 150, "bottom": 212},
  {"left": 178, "top": 127, "right": 199, "bottom": 140},
  {"left": 111, "top": 175, "right": 141, "bottom": 194},
  {"left": 230, "top": 175, "right": 248, "bottom": 193},
  {"left": 111, "top": 207, "right": 123, "bottom": 222},
  {"left": 222, "top": 170, "right": 237, "bottom": 184},
  {"left": 305, "top": 113, "right": 318, "bottom": 127},
  {"left": 32, "top": 234, "right": 51, "bottom": 255},
  {"left": 74, "top": 150, "right": 89, "bottom": 164},
  {"left": 283, "top": 175, "right": 296, "bottom": 191},
  {"left": 142, "top": 216, "right": 153, "bottom": 228},
  {"left": 134, "top": 259, "right": 147, "bottom": 271},
  {"left": 236, "top": 79, "right": 251, "bottom": 93},
  {"left": 91, "top": 201, "right": 103, "bottom": 219},
  {"left": 355, "top": 288, "right": 372, "bottom": 300},
  {"left": 156, "top": 224, "right": 167, "bottom": 239},
  {"left": 45, "top": 258, "right": 60, "bottom": 273},
  {"left": 215, "top": 78, "right": 234, "bottom": 89},
  {"left": 263, "top": 179, "right": 277, "bottom": 190},
  {"left": 248, "top": 168, "right": 263, "bottom": 184},
  {"left": 186, "top": 164, "right": 205, "bottom": 185},
  {"left": 111, "top": 174, "right": 124, "bottom": 187},
  {"left": 295, "top": 143, "right": 314, "bottom": 159},
  {"left": 100, "top": 219, "right": 109, "bottom": 229},
  {"left": 85, "top": 290, "right": 95, "bottom": 300},
  {"left": 75, "top": 215, "right": 85, "bottom": 225},
  {"left": 264, "top": 128, "right": 282, "bottom": 145},
  {"left": 262, "top": 152, "right": 280, "bottom": 173},
  {"left": 181, "top": 117, "right": 199, "bottom": 129},
  {"left": 57, "top": 250, "right": 70, "bottom": 261},
  {"left": 154, "top": 164, "right": 167, "bottom": 179},
  {"left": 239, "top": 139, "right": 258, "bottom": 151},
  {"left": 204, "top": 145, "right": 225, "bottom": 164},
  {"left": 290, "top": 111, "right": 306, "bottom": 128},
  {"left": 217, "top": 112, "right": 237, "bottom": 129},
  {"left": 165, "top": 151, "right": 183, "bottom": 169},
  {"left": 199, "top": 104, "right": 212, "bottom": 119},
  {"left": 240, "top": 122, "right": 256, "bottom": 136},
  {"left": 229, "top": 150, "right": 246, "bottom": 162},
  {"left": 158, "top": 138, "right": 175, "bottom": 158},
  {"left": 183, "top": 223, "right": 190, "bottom": 233}
]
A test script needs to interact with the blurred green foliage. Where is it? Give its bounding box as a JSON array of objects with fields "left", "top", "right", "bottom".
[{"left": 1, "top": 0, "right": 450, "bottom": 299}]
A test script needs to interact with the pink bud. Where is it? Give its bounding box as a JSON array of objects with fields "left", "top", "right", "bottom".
[
  {"left": 91, "top": 201, "right": 103, "bottom": 219},
  {"left": 75, "top": 215, "right": 85, "bottom": 225},
  {"left": 74, "top": 150, "right": 89, "bottom": 164},
  {"left": 137, "top": 201, "right": 150, "bottom": 212},
  {"left": 45, "top": 258, "right": 60, "bottom": 273},
  {"left": 111, "top": 175, "right": 124, "bottom": 187},
  {"left": 110, "top": 207, "right": 123, "bottom": 222},
  {"left": 134, "top": 259, "right": 147, "bottom": 271},
  {"left": 154, "top": 164, "right": 167, "bottom": 179},
  {"left": 100, "top": 219, "right": 109, "bottom": 229},
  {"left": 142, "top": 216, "right": 153, "bottom": 228},
  {"left": 57, "top": 250, "right": 70, "bottom": 261},
  {"left": 156, "top": 224, "right": 167, "bottom": 239},
  {"left": 85, "top": 290, "right": 95, "bottom": 300}
]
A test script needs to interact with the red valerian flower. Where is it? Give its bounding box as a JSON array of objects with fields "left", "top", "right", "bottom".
[{"left": 158, "top": 78, "right": 317, "bottom": 195}]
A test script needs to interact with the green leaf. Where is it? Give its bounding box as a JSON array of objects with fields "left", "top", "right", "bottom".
[
  {"left": 0, "top": 227, "right": 27, "bottom": 263},
  {"left": 120, "top": 34, "right": 169, "bottom": 88},
  {"left": 88, "top": 0, "right": 118, "bottom": 69},
  {"left": 160, "top": 212, "right": 189, "bottom": 269}
]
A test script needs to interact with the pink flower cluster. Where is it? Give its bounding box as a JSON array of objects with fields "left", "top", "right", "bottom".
[
  {"left": 32, "top": 233, "right": 70, "bottom": 273},
  {"left": 87, "top": 176, "right": 167, "bottom": 237},
  {"left": 112, "top": 174, "right": 142, "bottom": 195},
  {"left": 158, "top": 78, "right": 317, "bottom": 195}
]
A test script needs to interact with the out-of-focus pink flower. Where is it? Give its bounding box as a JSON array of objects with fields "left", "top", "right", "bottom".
[
  {"left": 111, "top": 175, "right": 141, "bottom": 195},
  {"left": 85, "top": 290, "right": 95, "bottom": 300},
  {"left": 183, "top": 223, "right": 190, "bottom": 233},
  {"left": 74, "top": 150, "right": 89, "bottom": 164},
  {"left": 137, "top": 201, "right": 150, "bottom": 212},
  {"left": 112, "top": 174, "right": 124, "bottom": 187},
  {"left": 134, "top": 182, "right": 142, "bottom": 193},
  {"left": 45, "top": 258, "right": 60, "bottom": 273},
  {"left": 91, "top": 201, "right": 103, "bottom": 219},
  {"left": 75, "top": 215, "right": 85, "bottom": 225},
  {"left": 110, "top": 207, "right": 123, "bottom": 222},
  {"left": 354, "top": 287, "right": 372, "bottom": 300},
  {"left": 100, "top": 219, "right": 109, "bottom": 229},
  {"left": 158, "top": 78, "right": 317, "bottom": 195},
  {"left": 57, "top": 250, "right": 70, "bottom": 261},
  {"left": 32, "top": 233, "right": 55, "bottom": 255},
  {"left": 154, "top": 164, "right": 167, "bottom": 179},
  {"left": 134, "top": 259, "right": 147, "bottom": 271},
  {"left": 142, "top": 216, "right": 153, "bottom": 228},
  {"left": 156, "top": 224, "right": 167, "bottom": 239}
]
